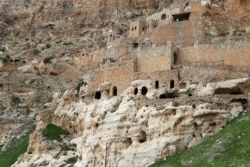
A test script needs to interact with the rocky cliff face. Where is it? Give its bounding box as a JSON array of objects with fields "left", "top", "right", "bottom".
[
  {"left": 0, "top": 0, "right": 250, "bottom": 167},
  {"left": 13, "top": 78, "right": 249, "bottom": 167}
]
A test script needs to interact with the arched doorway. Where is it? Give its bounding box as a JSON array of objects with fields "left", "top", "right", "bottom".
[
  {"left": 113, "top": 86, "right": 117, "bottom": 96},
  {"left": 141, "top": 86, "right": 148, "bottom": 95},
  {"left": 161, "top": 14, "right": 167, "bottom": 20},
  {"left": 155, "top": 81, "right": 159, "bottom": 89},
  {"left": 134, "top": 88, "right": 138, "bottom": 95},
  {"left": 94, "top": 91, "right": 101, "bottom": 99},
  {"left": 170, "top": 80, "right": 175, "bottom": 89}
]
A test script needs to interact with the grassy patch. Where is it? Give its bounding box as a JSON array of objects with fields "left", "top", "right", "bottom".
[
  {"left": 150, "top": 111, "right": 250, "bottom": 167},
  {"left": 0, "top": 134, "right": 30, "bottom": 167},
  {"left": 42, "top": 124, "right": 70, "bottom": 142}
]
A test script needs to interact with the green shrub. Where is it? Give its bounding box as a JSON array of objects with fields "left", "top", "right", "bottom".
[
  {"left": 45, "top": 43, "right": 51, "bottom": 49},
  {"left": 65, "top": 156, "right": 77, "bottom": 164},
  {"left": 32, "top": 49, "right": 40, "bottom": 56},
  {"left": 0, "top": 47, "right": 6, "bottom": 52},
  {"left": 63, "top": 41, "right": 73, "bottom": 45},
  {"left": 42, "top": 124, "right": 70, "bottom": 142},
  {"left": 3, "top": 18, "right": 13, "bottom": 25}
]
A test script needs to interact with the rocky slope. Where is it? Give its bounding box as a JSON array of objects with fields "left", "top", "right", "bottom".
[
  {"left": 13, "top": 78, "right": 250, "bottom": 167},
  {"left": 0, "top": 0, "right": 249, "bottom": 166}
]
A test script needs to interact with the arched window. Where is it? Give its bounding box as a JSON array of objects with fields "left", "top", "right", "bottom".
[
  {"left": 138, "top": 131, "right": 147, "bottom": 143},
  {"left": 141, "top": 86, "right": 148, "bottom": 95},
  {"left": 94, "top": 91, "right": 101, "bottom": 99},
  {"left": 161, "top": 14, "right": 167, "bottom": 20},
  {"left": 113, "top": 86, "right": 117, "bottom": 96},
  {"left": 155, "top": 81, "right": 159, "bottom": 89},
  {"left": 170, "top": 80, "right": 175, "bottom": 89},
  {"left": 134, "top": 88, "right": 138, "bottom": 95},
  {"left": 133, "top": 43, "right": 139, "bottom": 49}
]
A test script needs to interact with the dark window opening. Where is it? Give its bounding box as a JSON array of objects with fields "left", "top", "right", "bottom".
[
  {"left": 134, "top": 88, "right": 138, "bottom": 95},
  {"left": 141, "top": 86, "right": 148, "bottom": 95},
  {"left": 133, "top": 43, "right": 139, "bottom": 49},
  {"left": 155, "top": 81, "right": 159, "bottom": 89},
  {"left": 113, "top": 86, "right": 117, "bottom": 96},
  {"left": 172, "top": 12, "right": 191, "bottom": 22},
  {"left": 209, "top": 122, "right": 216, "bottom": 126},
  {"left": 230, "top": 98, "right": 248, "bottom": 109},
  {"left": 138, "top": 131, "right": 147, "bottom": 143},
  {"left": 159, "top": 91, "right": 178, "bottom": 99},
  {"left": 161, "top": 14, "right": 167, "bottom": 20},
  {"left": 94, "top": 91, "right": 101, "bottom": 99},
  {"left": 214, "top": 87, "right": 243, "bottom": 95},
  {"left": 173, "top": 52, "right": 178, "bottom": 65},
  {"left": 159, "top": 93, "right": 167, "bottom": 99},
  {"left": 125, "top": 138, "right": 132, "bottom": 147},
  {"left": 170, "top": 80, "right": 175, "bottom": 89}
]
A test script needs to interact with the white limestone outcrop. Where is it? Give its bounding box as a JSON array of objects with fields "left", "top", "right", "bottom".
[{"left": 13, "top": 79, "right": 248, "bottom": 167}]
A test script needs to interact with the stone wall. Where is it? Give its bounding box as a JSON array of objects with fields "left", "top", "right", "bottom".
[
  {"left": 88, "top": 60, "right": 135, "bottom": 95},
  {"left": 101, "top": 60, "right": 135, "bottom": 95},
  {"left": 73, "top": 52, "right": 100, "bottom": 71},
  {"left": 178, "top": 37, "right": 250, "bottom": 71},
  {"left": 87, "top": 69, "right": 103, "bottom": 93},
  {"left": 150, "top": 17, "right": 206, "bottom": 46},
  {"left": 134, "top": 44, "right": 173, "bottom": 73},
  {"left": 133, "top": 70, "right": 179, "bottom": 89},
  {"left": 129, "top": 19, "right": 146, "bottom": 37}
]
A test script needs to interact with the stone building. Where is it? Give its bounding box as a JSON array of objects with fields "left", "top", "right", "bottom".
[{"left": 84, "top": 1, "right": 250, "bottom": 99}]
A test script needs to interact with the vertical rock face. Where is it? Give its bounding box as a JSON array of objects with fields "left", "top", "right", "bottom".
[{"left": 13, "top": 79, "right": 248, "bottom": 167}]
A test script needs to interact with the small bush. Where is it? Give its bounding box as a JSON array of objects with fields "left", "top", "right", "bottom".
[
  {"left": 172, "top": 101, "right": 179, "bottom": 107},
  {"left": 3, "top": 18, "right": 13, "bottom": 25},
  {"left": 42, "top": 124, "right": 70, "bottom": 142},
  {"left": 56, "top": 40, "right": 62, "bottom": 44},
  {"left": 63, "top": 41, "right": 73, "bottom": 45},
  {"left": 11, "top": 95, "right": 21, "bottom": 105},
  {"left": 45, "top": 43, "right": 51, "bottom": 49},
  {"left": 43, "top": 55, "right": 55, "bottom": 64},
  {"left": 65, "top": 156, "right": 77, "bottom": 164},
  {"left": 39, "top": 5, "right": 44, "bottom": 12},
  {"left": 32, "top": 49, "right": 40, "bottom": 56},
  {"left": 0, "top": 47, "right": 6, "bottom": 52}
]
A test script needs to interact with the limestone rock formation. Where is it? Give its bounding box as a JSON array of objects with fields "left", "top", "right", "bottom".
[
  {"left": 0, "top": 0, "right": 249, "bottom": 166},
  {"left": 13, "top": 78, "right": 249, "bottom": 167}
]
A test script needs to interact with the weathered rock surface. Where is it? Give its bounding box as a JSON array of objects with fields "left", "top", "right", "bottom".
[
  {"left": 0, "top": 0, "right": 249, "bottom": 166},
  {"left": 13, "top": 78, "right": 248, "bottom": 167}
]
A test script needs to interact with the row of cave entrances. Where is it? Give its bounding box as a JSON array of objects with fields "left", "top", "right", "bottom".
[
  {"left": 134, "top": 80, "right": 175, "bottom": 97},
  {"left": 94, "top": 80, "right": 175, "bottom": 99},
  {"left": 94, "top": 86, "right": 118, "bottom": 99}
]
